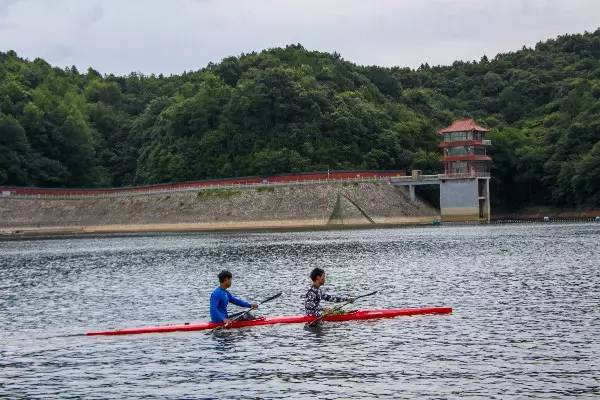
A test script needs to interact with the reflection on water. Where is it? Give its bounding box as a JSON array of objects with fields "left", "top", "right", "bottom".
[{"left": 1, "top": 224, "right": 600, "bottom": 398}]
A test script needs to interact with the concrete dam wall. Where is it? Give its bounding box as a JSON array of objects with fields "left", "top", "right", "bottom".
[{"left": 0, "top": 181, "right": 439, "bottom": 236}]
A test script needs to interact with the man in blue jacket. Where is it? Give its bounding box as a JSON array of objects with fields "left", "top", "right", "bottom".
[{"left": 210, "top": 270, "right": 257, "bottom": 325}]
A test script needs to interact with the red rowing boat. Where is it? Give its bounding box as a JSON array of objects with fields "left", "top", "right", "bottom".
[{"left": 86, "top": 307, "right": 452, "bottom": 336}]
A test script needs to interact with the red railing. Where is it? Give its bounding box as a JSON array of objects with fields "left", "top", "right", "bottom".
[
  {"left": 0, "top": 170, "right": 405, "bottom": 198},
  {"left": 438, "top": 140, "right": 491, "bottom": 148},
  {"left": 442, "top": 155, "right": 492, "bottom": 162},
  {"left": 441, "top": 172, "right": 491, "bottom": 179}
]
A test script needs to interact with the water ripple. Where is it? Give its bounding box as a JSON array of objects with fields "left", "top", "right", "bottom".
[{"left": 1, "top": 224, "right": 599, "bottom": 398}]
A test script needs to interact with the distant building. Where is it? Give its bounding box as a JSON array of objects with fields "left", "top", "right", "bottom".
[
  {"left": 438, "top": 118, "right": 492, "bottom": 221},
  {"left": 438, "top": 118, "right": 492, "bottom": 177}
]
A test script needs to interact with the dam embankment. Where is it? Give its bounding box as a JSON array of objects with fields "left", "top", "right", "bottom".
[{"left": 0, "top": 181, "right": 438, "bottom": 237}]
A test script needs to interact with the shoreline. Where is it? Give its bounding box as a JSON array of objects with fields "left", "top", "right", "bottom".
[
  {"left": 2, "top": 217, "right": 599, "bottom": 240},
  {"left": 491, "top": 209, "right": 600, "bottom": 219},
  {"left": 0, "top": 217, "right": 438, "bottom": 239}
]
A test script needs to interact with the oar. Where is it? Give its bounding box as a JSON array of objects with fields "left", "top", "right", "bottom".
[
  {"left": 227, "top": 309, "right": 249, "bottom": 319},
  {"left": 213, "top": 292, "right": 283, "bottom": 331},
  {"left": 307, "top": 290, "right": 378, "bottom": 327}
]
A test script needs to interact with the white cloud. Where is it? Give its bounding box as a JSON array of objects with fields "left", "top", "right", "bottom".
[{"left": 0, "top": 0, "right": 598, "bottom": 75}]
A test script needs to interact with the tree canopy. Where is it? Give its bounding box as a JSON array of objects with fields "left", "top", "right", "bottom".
[{"left": 1, "top": 30, "right": 600, "bottom": 210}]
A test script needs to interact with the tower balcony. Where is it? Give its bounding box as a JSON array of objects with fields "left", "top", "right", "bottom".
[
  {"left": 442, "top": 155, "right": 492, "bottom": 162},
  {"left": 439, "top": 139, "right": 492, "bottom": 148},
  {"left": 441, "top": 171, "right": 491, "bottom": 179}
]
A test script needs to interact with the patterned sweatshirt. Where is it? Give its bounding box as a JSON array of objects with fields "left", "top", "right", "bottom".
[{"left": 304, "top": 285, "right": 347, "bottom": 317}]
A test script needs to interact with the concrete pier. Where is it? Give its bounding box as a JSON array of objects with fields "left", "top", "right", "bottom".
[{"left": 391, "top": 174, "right": 491, "bottom": 222}]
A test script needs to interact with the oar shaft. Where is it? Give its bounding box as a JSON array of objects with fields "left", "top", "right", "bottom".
[{"left": 228, "top": 310, "right": 247, "bottom": 318}]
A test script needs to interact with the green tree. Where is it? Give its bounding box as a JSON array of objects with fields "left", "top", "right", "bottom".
[{"left": 0, "top": 115, "right": 29, "bottom": 184}]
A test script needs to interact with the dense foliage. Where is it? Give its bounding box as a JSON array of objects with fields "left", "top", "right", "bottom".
[{"left": 1, "top": 29, "right": 600, "bottom": 210}]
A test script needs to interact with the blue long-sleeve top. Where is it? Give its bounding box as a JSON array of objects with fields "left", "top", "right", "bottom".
[{"left": 210, "top": 286, "right": 252, "bottom": 323}]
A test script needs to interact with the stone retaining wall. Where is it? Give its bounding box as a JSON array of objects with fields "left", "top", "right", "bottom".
[{"left": 0, "top": 181, "right": 438, "bottom": 231}]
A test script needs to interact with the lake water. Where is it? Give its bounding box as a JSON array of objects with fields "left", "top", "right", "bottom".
[{"left": 1, "top": 224, "right": 599, "bottom": 399}]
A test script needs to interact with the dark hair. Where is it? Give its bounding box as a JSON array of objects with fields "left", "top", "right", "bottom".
[
  {"left": 310, "top": 267, "right": 325, "bottom": 281},
  {"left": 218, "top": 270, "right": 232, "bottom": 283}
]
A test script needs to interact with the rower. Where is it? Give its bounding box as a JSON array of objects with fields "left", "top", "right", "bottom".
[
  {"left": 304, "top": 268, "right": 354, "bottom": 317},
  {"left": 210, "top": 270, "right": 258, "bottom": 325}
]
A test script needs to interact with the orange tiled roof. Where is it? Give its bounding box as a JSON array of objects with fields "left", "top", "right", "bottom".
[{"left": 438, "top": 118, "right": 490, "bottom": 134}]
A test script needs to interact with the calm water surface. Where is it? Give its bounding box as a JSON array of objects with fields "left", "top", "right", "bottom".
[{"left": 1, "top": 224, "right": 599, "bottom": 399}]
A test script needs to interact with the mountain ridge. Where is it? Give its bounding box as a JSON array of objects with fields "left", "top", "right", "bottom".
[{"left": 1, "top": 29, "right": 599, "bottom": 209}]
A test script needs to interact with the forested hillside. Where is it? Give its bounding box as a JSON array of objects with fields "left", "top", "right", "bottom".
[{"left": 1, "top": 30, "right": 599, "bottom": 210}]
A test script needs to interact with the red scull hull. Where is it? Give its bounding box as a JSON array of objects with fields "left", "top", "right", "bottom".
[{"left": 86, "top": 307, "right": 452, "bottom": 336}]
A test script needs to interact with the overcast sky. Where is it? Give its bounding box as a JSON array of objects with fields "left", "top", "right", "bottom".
[{"left": 1, "top": 0, "right": 599, "bottom": 75}]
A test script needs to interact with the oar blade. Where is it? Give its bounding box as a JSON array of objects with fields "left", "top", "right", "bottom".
[
  {"left": 356, "top": 290, "right": 378, "bottom": 300},
  {"left": 262, "top": 292, "right": 282, "bottom": 304}
]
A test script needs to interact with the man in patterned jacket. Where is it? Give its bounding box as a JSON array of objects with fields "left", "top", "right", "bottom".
[{"left": 304, "top": 267, "right": 354, "bottom": 317}]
